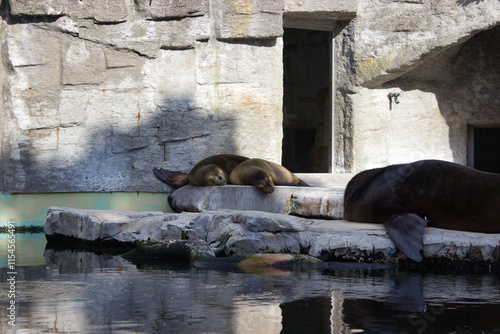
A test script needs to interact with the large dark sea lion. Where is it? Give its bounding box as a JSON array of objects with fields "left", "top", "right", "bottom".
[
  {"left": 153, "top": 154, "right": 249, "bottom": 188},
  {"left": 344, "top": 160, "right": 500, "bottom": 262},
  {"left": 229, "top": 158, "right": 309, "bottom": 193}
]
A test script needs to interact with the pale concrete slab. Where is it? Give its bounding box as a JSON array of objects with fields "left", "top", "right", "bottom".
[{"left": 169, "top": 183, "right": 346, "bottom": 219}]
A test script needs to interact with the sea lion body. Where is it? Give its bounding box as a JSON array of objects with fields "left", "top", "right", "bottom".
[
  {"left": 154, "top": 154, "right": 249, "bottom": 188},
  {"left": 229, "top": 158, "right": 309, "bottom": 193},
  {"left": 344, "top": 160, "right": 500, "bottom": 262}
]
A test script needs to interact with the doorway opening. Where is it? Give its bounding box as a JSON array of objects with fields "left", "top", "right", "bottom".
[
  {"left": 468, "top": 126, "right": 500, "bottom": 173},
  {"left": 282, "top": 28, "right": 332, "bottom": 173}
]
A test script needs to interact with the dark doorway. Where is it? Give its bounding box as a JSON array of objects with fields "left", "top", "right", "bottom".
[
  {"left": 469, "top": 127, "right": 500, "bottom": 173},
  {"left": 282, "top": 28, "right": 332, "bottom": 173}
]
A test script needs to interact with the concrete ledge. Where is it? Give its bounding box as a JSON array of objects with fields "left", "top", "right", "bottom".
[
  {"left": 44, "top": 207, "right": 500, "bottom": 266},
  {"left": 284, "top": 0, "right": 358, "bottom": 30},
  {"left": 170, "top": 184, "right": 347, "bottom": 220}
]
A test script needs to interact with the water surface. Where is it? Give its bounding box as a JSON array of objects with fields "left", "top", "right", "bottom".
[{"left": 1, "top": 233, "right": 500, "bottom": 333}]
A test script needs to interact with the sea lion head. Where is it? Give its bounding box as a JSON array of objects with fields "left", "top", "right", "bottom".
[
  {"left": 203, "top": 166, "right": 226, "bottom": 186},
  {"left": 254, "top": 170, "right": 275, "bottom": 193}
]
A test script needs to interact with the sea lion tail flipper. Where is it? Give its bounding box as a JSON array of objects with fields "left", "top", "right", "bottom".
[
  {"left": 298, "top": 179, "right": 310, "bottom": 187},
  {"left": 272, "top": 179, "right": 310, "bottom": 187},
  {"left": 382, "top": 213, "right": 426, "bottom": 262},
  {"left": 153, "top": 168, "right": 189, "bottom": 188}
]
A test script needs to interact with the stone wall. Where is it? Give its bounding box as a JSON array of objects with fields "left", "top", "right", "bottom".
[
  {"left": 0, "top": 0, "right": 286, "bottom": 192},
  {"left": 0, "top": 0, "right": 498, "bottom": 192},
  {"left": 334, "top": 0, "right": 500, "bottom": 172}
]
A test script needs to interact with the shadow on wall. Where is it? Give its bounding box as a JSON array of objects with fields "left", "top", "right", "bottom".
[
  {"left": 0, "top": 95, "right": 238, "bottom": 193},
  {"left": 456, "top": 0, "right": 487, "bottom": 6},
  {"left": 381, "top": 26, "right": 500, "bottom": 166}
]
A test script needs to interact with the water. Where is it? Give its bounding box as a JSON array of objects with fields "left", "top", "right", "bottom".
[{"left": 1, "top": 233, "right": 500, "bottom": 333}]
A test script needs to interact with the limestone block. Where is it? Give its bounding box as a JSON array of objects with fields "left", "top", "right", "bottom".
[
  {"left": 135, "top": 0, "right": 208, "bottom": 19},
  {"left": 283, "top": 0, "right": 358, "bottom": 29},
  {"left": 7, "top": 26, "right": 62, "bottom": 131},
  {"left": 147, "top": 49, "right": 197, "bottom": 109},
  {"left": 308, "top": 221, "right": 395, "bottom": 260},
  {"left": 7, "top": 24, "right": 61, "bottom": 68},
  {"left": 89, "top": 0, "right": 129, "bottom": 23},
  {"left": 9, "top": 0, "right": 65, "bottom": 16},
  {"left": 290, "top": 194, "right": 344, "bottom": 220},
  {"left": 78, "top": 16, "right": 210, "bottom": 58},
  {"left": 196, "top": 39, "right": 283, "bottom": 85},
  {"left": 9, "top": 0, "right": 128, "bottom": 22},
  {"left": 101, "top": 49, "right": 146, "bottom": 91},
  {"left": 193, "top": 39, "right": 283, "bottom": 162},
  {"left": 45, "top": 207, "right": 163, "bottom": 242},
  {"left": 349, "top": 88, "right": 454, "bottom": 172},
  {"left": 12, "top": 92, "right": 61, "bottom": 130},
  {"left": 58, "top": 90, "right": 89, "bottom": 126},
  {"left": 158, "top": 15, "right": 211, "bottom": 49},
  {"left": 214, "top": 0, "right": 284, "bottom": 40},
  {"left": 169, "top": 184, "right": 345, "bottom": 220},
  {"left": 423, "top": 228, "right": 500, "bottom": 262},
  {"left": 112, "top": 215, "right": 167, "bottom": 243},
  {"left": 285, "top": 0, "right": 357, "bottom": 13},
  {"left": 62, "top": 39, "right": 106, "bottom": 85},
  {"left": 21, "top": 129, "right": 58, "bottom": 152},
  {"left": 352, "top": 0, "right": 500, "bottom": 86}
]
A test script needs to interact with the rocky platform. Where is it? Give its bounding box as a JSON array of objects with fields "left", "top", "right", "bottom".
[{"left": 45, "top": 205, "right": 500, "bottom": 268}]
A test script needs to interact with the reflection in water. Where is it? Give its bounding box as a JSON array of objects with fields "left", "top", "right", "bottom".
[
  {"left": 0, "top": 233, "right": 47, "bottom": 267},
  {"left": 1, "top": 236, "right": 500, "bottom": 333}
]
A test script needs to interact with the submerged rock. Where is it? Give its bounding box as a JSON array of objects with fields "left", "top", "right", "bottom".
[{"left": 123, "top": 239, "right": 216, "bottom": 262}]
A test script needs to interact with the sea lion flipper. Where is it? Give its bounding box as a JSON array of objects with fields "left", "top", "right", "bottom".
[
  {"left": 383, "top": 213, "right": 426, "bottom": 262},
  {"left": 273, "top": 181, "right": 310, "bottom": 187},
  {"left": 298, "top": 179, "right": 310, "bottom": 187},
  {"left": 153, "top": 168, "right": 188, "bottom": 188}
]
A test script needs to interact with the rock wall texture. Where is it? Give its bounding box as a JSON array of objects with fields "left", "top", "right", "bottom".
[
  {"left": 335, "top": 0, "right": 500, "bottom": 172},
  {"left": 0, "top": 0, "right": 498, "bottom": 192},
  {"left": 0, "top": 0, "right": 288, "bottom": 192}
]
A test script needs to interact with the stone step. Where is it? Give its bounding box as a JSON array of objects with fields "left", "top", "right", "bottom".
[
  {"left": 294, "top": 173, "right": 354, "bottom": 188},
  {"left": 169, "top": 173, "right": 355, "bottom": 220}
]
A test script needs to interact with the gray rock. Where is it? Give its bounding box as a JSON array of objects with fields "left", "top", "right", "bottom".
[
  {"left": 44, "top": 206, "right": 165, "bottom": 242},
  {"left": 1, "top": 0, "right": 499, "bottom": 196},
  {"left": 284, "top": 0, "right": 358, "bottom": 30},
  {"left": 123, "top": 239, "right": 216, "bottom": 261},
  {"left": 9, "top": 0, "right": 129, "bottom": 23},
  {"left": 135, "top": 0, "right": 209, "bottom": 19},
  {"left": 214, "top": 0, "right": 284, "bottom": 40},
  {"left": 44, "top": 207, "right": 500, "bottom": 264},
  {"left": 169, "top": 184, "right": 345, "bottom": 219}
]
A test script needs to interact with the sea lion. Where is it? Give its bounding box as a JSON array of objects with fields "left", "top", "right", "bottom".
[
  {"left": 229, "top": 158, "right": 309, "bottom": 193},
  {"left": 153, "top": 154, "right": 249, "bottom": 188},
  {"left": 344, "top": 160, "right": 500, "bottom": 262}
]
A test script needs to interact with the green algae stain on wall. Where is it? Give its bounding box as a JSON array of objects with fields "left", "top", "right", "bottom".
[{"left": 356, "top": 51, "right": 398, "bottom": 83}]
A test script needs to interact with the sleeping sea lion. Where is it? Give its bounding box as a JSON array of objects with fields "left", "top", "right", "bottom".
[
  {"left": 344, "top": 159, "right": 500, "bottom": 262},
  {"left": 229, "top": 158, "right": 309, "bottom": 193},
  {"left": 153, "top": 154, "right": 249, "bottom": 188}
]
